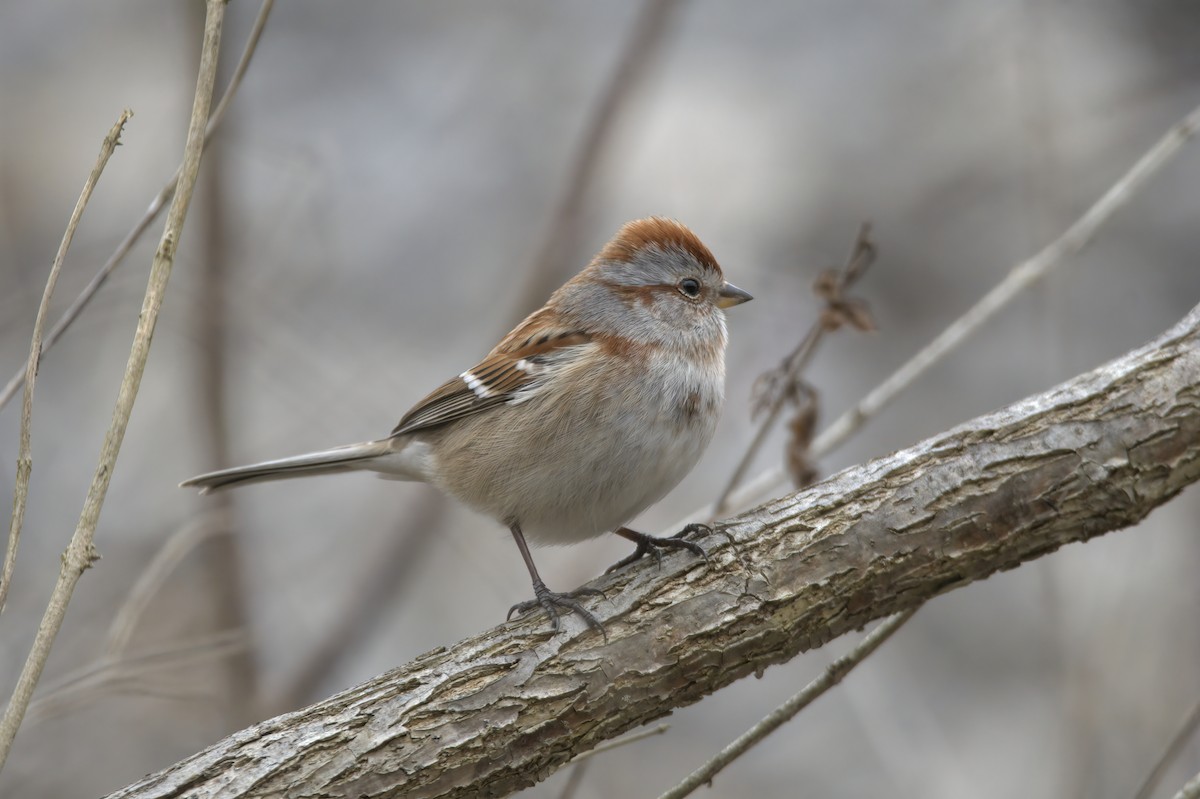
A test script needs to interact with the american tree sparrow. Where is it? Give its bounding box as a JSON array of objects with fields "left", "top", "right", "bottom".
[{"left": 182, "top": 218, "right": 751, "bottom": 632}]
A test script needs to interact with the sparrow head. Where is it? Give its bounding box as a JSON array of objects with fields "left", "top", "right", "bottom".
[{"left": 554, "top": 217, "right": 751, "bottom": 347}]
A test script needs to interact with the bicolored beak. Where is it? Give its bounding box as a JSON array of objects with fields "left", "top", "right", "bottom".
[{"left": 717, "top": 281, "right": 753, "bottom": 309}]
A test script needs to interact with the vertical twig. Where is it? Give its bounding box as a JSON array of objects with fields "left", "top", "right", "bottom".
[
  {"left": 0, "top": 111, "right": 132, "bottom": 614},
  {"left": 0, "top": 0, "right": 227, "bottom": 771},
  {"left": 0, "top": 0, "right": 275, "bottom": 415}
]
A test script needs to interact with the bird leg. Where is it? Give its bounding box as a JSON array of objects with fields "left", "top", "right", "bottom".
[
  {"left": 506, "top": 522, "right": 605, "bottom": 634},
  {"left": 605, "top": 523, "right": 710, "bottom": 574}
]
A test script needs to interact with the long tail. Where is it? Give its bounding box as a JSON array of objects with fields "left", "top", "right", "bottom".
[{"left": 180, "top": 440, "right": 400, "bottom": 494}]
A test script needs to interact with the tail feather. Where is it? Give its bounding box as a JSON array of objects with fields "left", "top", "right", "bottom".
[{"left": 181, "top": 440, "right": 394, "bottom": 494}]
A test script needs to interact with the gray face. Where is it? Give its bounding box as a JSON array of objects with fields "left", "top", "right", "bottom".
[{"left": 553, "top": 244, "right": 729, "bottom": 351}]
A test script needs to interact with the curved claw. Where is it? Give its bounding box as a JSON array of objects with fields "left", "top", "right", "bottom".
[
  {"left": 605, "top": 542, "right": 657, "bottom": 574},
  {"left": 508, "top": 582, "right": 606, "bottom": 637},
  {"left": 673, "top": 522, "right": 713, "bottom": 541}
]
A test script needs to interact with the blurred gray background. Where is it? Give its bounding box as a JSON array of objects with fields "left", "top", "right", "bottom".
[{"left": 1, "top": 2, "right": 1199, "bottom": 797}]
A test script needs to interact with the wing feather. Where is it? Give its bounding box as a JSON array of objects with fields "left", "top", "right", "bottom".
[{"left": 390, "top": 324, "right": 593, "bottom": 437}]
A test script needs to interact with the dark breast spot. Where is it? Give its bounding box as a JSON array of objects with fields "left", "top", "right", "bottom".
[{"left": 678, "top": 391, "right": 703, "bottom": 424}]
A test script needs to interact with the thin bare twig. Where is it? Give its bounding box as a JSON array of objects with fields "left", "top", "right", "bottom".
[
  {"left": 26, "top": 629, "right": 247, "bottom": 726},
  {"left": 510, "top": 0, "right": 685, "bottom": 319},
  {"left": 0, "top": 0, "right": 227, "bottom": 771},
  {"left": 657, "top": 609, "right": 916, "bottom": 799},
  {"left": 1133, "top": 698, "right": 1200, "bottom": 799},
  {"left": 0, "top": 0, "right": 276, "bottom": 414},
  {"left": 556, "top": 761, "right": 591, "bottom": 799},
  {"left": 105, "top": 515, "right": 227, "bottom": 656},
  {"left": 558, "top": 724, "right": 669, "bottom": 799},
  {"left": 19, "top": 516, "right": 233, "bottom": 727},
  {"left": 577, "top": 723, "right": 670, "bottom": 762},
  {"left": 718, "top": 100, "right": 1200, "bottom": 516},
  {"left": 712, "top": 224, "right": 875, "bottom": 517},
  {"left": 0, "top": 112, "right": 132, "bottom": 614}
]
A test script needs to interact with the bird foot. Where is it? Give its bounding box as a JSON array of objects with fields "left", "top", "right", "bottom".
[
  {"left": 606, "top": 523, "right": 711, "bottom": 574},
  {"left": 508, "top": 580, "right": 606, "bottom": 635}
]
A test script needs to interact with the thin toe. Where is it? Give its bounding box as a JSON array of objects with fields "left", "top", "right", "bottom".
[
  {"left": 672, "top": 537, "right": 708, "bottom": 562},
  {"left": 607, "top": 526, "right": 711, "bottom": 573},
  {"left": 605, "top": 551, "right": 639, "bottom": 574},
  {"left": 507, "top": 598, "right": 537, "bottom": 621},
  {"left": 509, "top": 586, "right": 605, "bottom": 636},
  {"left": 674, "top": 522, "right": 712, "bottom": 539},
  {"left": 605, "top": 543, "right": 662, "bottom": 574}
]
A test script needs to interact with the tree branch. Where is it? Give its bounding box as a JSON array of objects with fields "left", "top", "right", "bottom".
[
  {"left": 104, "top": 303, "right": 1200, "bottom": 798},
  {"left": 1, "top": 110, "right": 132, "bottom": 614}
]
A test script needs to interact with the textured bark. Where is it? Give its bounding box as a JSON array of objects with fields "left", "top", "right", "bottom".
[{"left": 108, "top": 306, "right": 1200, "bottom": 799}]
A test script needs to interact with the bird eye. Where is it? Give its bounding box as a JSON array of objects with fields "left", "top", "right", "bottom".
[{"left": 678, "top": 278, "right": 702, "bottom": 298}]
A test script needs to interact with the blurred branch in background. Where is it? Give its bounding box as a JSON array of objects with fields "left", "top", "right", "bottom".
[
  {"left": 0, "top": 0, "right": 227, "bottom": 772},
  {"left": 27, "top": 633, "right": 247, "bottom": 727},
  {"left": 658, "top": 608, "right": 916, "bottom": 799},
  {"left": 25, "top": 515, "right": 244, "bottom": 725},
  {"left": 719, "top": 99, "right": 1200, "bottom": 518},
  {"left": 1134, "top": 698, "right": 1200, "bottom": 799},
  {"left": 0, "top": 0, "right": 276, "bottom": 415},
  {"left": 190, "top": 0, "right": 257, "bottom": 725},
  {"left": 17, "top": 515, "right": 246, "bottom": 727},
  {"left": 1174, "top": 771, "right": 1200, "bottom": 799},
  {"left": 510, "top": 0, "right": 686, "bottom": 320},
  {"left": 558, "top": 724, "right": 670, "bottom": 799},
  {"left": 273, "top": 491, "right": 446, "bottom": 712},
  {"left": 105, "top": 515, "right": 231, "bottom": 657},
  {"left": 1, "top": 112, "right": 132, "bottom": 615}
]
